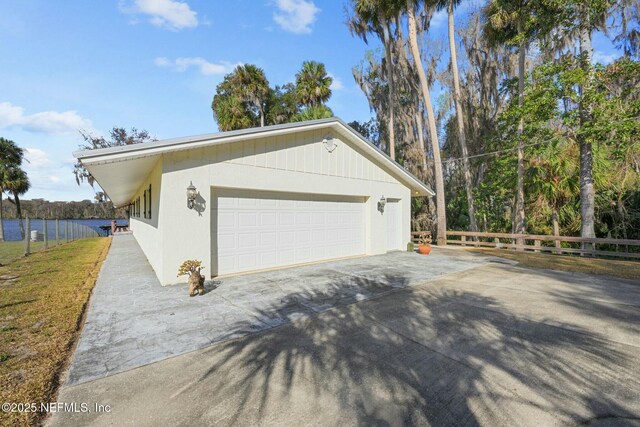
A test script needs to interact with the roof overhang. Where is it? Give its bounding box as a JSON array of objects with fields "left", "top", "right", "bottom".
[{"left": 75, "top": 118, "right": 435, "bottom": 207}]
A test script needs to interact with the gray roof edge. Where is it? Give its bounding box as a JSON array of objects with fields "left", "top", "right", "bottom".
[
  {"left": 73, "top": 117, "right": 339, "bottom": 159},
  {"left": 74, "top": 116, "right": 434, "bottom": 196},
  {"left": 331, "top": 118, "right": 434, "bottom": 196}
]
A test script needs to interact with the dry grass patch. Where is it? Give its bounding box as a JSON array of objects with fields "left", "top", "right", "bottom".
[
  {"left": 467, "top": 248, "right": 640, "bottom": 281},
  {"left": 0, "top": 238, "right": 111, "bottom": 427}
]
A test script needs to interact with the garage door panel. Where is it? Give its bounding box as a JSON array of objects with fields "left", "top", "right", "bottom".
[
  {"left": 260, "top": 212, "right": 277, "bottom": 226},
  {"left": 278, "top": 249, "right": 295, "bottom": 264},
  {"left": 279, "top": 230, "right": 295, "bottom": 245},
  {"left": 296, "top": 212, "right": 311, "bottom": 225},
  {"left": 215, "top": 190, "right": 365, "bottom": 275},
  {"left": 238, "top": 212, "right": 257, "bottom": 227},
  {"left": 238, "top": 253, "right": 258, "bottom": 270},
  {"left": 218, "top": 233, "right": 237, "bottom": 250},
  {"left": 311, "top": 213, "right": 325, "bottom": 225},
  {"left": 218, "top": 212, "right": 236, "bottom": 229},
  {"left": 238, "top": 233, "right": 257, "bottom": 248},
  {"left": 279, "top": 213, "right": 295, "bottom": 226},
  {"left": 260, "top": 232, "right": 277, "bottom": 248},
  {"left": 260, "top": 252, "right": 277, "bottom": 266}
]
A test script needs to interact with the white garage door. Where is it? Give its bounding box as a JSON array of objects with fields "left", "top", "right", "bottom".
[{"left": 214, "top": 190, "right": 365, "bottom": 275}]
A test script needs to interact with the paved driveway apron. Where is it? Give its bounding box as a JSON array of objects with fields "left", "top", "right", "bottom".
[{"left": 66, "top": 234, "right": 499, "bottom": 385}]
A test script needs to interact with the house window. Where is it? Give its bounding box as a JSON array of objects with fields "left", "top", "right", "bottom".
[
  {"left": 148, "top": 184, "right": 152, "bottom": 219},
  {"left": 143, "top": 190, "right": 147, "bottom": 218}
]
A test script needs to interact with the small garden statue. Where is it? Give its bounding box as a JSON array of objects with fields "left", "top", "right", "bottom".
[{"left": 177, "top": 260, "right": 205, "bottom": 297}]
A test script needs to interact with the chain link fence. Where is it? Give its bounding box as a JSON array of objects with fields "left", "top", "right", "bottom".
[{"left": 0, "top": 219, "right": 101, "bottom": 265}]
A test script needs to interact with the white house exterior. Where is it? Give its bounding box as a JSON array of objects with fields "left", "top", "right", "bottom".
[{"left": 76, "top": 118, "right": 433, "bottom": 285}]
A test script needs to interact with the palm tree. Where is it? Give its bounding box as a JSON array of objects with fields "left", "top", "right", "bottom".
[
  {"left": 231, "top": 65, "right": 270, "bottom": 127},
  {"left": 437, "top": 0, "right": 478, "bottom": 232},
  {"left": 484, "top": 1, "right": 567, "bottom": 244},
  {"left": 349, "top": 0, "right": 401, "bottom": 160},
  {"left": 295, "top": 61, "right": 333, "bottom": 108},
  {"left": 483, "top": 0, "right": 533, "bottom": 247},
  {"left": 292, "top": 105, "right": 333, "bottom": 122},
  {"left": 528, "top": 141, "right": 579, "bottom": 247},
  {"left": 212, "top": 65, "right": 270, "bottom": 130},
  {"left": 405, "top": 0, "right": 447, "bottom": 245},
  {"left": 0, "top": 138, "right": 26, "bottom": 241},
  {"left": 570, "top": 0, "right": 612, "bottom": 244},
  {"left": 5, "top": 168, "right": 30, "bottom": 239}
]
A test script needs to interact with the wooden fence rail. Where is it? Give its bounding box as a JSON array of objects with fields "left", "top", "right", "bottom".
[{"left": 423, "top": 230, "right": 640, "bottom": 260}]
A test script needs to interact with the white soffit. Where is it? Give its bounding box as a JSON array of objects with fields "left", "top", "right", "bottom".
[{"left": 75, "top": 118, "right": 434, "bottom": 207}]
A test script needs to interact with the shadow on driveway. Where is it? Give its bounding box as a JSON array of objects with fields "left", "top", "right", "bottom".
[{"left": 52, "top": 266, "right": 640, "bottom": 426}]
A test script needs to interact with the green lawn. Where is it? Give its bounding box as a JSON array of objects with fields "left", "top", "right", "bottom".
[
  {"left": 467, "top": 248, "right": 640, "bottom": 281},
  {"left": 0, "top": 237, "right": 111, "bottom": 427},
  {"left": 0, "top": 240, "right": 70, "bottom": 266}
]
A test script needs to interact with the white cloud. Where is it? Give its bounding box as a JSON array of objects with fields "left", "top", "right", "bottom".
[
  {"left": 120, "top": 0, "right": 198, "bottom": 30},
  {"left": 593, "top": 50, "right": 618, "bottom": 65},
  {"left": 430, "top": 9, "right": 447, "bottom": 29},
  {"left": 24, "top": 148, "right": 52, "bottom": 169},
  {"left": 0, "top": 102, "right": 93, "bottom": 135},
  {"left": 328, "top": 73, "right": 344, "bottom": 91},
  {"left": 272, "top": 0, "right": 320, "bottom": 34},
  {"left": 21, "top": 148, "right": 67, "bottom": 193},
  {"left": 154, "top": 57, "right": 238, "bottom": 75}
]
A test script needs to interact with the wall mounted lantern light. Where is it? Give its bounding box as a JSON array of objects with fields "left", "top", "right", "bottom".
[
  {"left": 322, "top": 135, "right": 337, "bottom": 153},
  {"left": 378, "top": 195, "right": 387, "bottom": 213},
  {"left": 186, "top": 181, "right": 197, "bottom": 209}
]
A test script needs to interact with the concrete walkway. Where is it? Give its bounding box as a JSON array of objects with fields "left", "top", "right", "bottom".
[
  {"left": 51, "top": 252, "right": 640, "bottom": 426},
  {"left": 65, "top": 234, "right": 501, "bottom": 385}
]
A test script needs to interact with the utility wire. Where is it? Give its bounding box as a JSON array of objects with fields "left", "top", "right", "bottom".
[{"left": 439, "top": 140, "right": 550, "bottom": 164}]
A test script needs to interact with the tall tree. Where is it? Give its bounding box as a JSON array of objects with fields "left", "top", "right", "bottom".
[
  {"left": 212, "top": 65, "right": 271, "bottom": 130},
  {"left": 349, "top": 0, "right": 401, "bottom": 159},
  {"left": 406, "top": 0, "right": 447, "bottom": 245},
  {"left": 232, "top": 65, "right": 270, "bottom": 127},
  {"left": 74, "top": 127, "right": 154, "bottom": 190},
  {"left": 547, "top": 0, "right": 614, "bottom": 243},
  {"left": 267, "top": 83, "right": 300, "bottom": 125},
  {"left": 439, "top": 0, "right": 478, "bottom": 232},
  {"left": 4, "top": 168, "right": 30, "bottom": 239},
  {"left": 0, "top": 138, "right": 26, "bottom": 241},
  {"left": 295, "top": 61, "right": 333, "bottom": 108},
  {"left": 483, "top": 0, "right": 553, "bottom": 245}
]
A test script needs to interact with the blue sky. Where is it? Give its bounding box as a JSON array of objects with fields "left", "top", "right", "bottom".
[{"left": 0, "top": 0, "right": 620, "bottom": 202}]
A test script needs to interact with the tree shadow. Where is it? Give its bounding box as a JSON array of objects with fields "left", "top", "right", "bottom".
[{"left": 174, "top": 272, "right": 640, "bottom": 425}]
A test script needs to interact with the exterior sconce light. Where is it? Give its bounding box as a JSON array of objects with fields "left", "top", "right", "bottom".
[
  {"left": 378, "top": 195, "right": 387, "bottom": 213},
  {"left": 186, "top": 181, "right": 197, "bottom": 209},
  {"left": 322, "top": 135, "right": 337, "bottom": 153}
]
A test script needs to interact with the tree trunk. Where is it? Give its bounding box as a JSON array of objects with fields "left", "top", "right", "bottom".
[
  {"left": 382, "top": 18, "right": 396, "bottom": 160},
  {"left": 259, "top": 104, "right": 265, "bottom": 127},
  {"left": 406, "top": 0, "right": 446, "bottom": 245},
  {"left": 515, "top": 21, "right": 527, "bottom": 250},
  {"left": 416, "top": 112, "right": 427, "bottom": 170},
  {"left": 14, "top": 194, "right": 25, "bottom": 240},
  {"left": 0, "top": 192, "right": 4, "bottom": 241},
  {"left": 448, "top": 0, "right": 477, "bottom": 233},
  {"left": 578, "top": 13, "right": 596, "bottom": 247}
]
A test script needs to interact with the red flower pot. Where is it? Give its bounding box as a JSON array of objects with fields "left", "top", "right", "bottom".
[{"left": 418, "top": 244, "right": 431, "bottom": 255}]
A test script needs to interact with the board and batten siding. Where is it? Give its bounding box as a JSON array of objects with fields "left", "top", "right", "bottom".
[
  {"left": 128, "top": 158, "right": 163, "bottom": 276},
  {"left": 141, "top": 128, "right": 411, "bottom": 285}
]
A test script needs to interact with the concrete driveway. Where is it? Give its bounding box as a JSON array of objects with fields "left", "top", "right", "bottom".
[
  {"left": 50, "top": 235, "right": 640, "bottom": 426},
  {"left": 65, "top": 234, "right": 500, "bottom": 385}
]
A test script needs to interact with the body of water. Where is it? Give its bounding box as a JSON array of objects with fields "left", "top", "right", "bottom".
[{"left": 0, "top": 219, "right": 128, "bottom": 241}]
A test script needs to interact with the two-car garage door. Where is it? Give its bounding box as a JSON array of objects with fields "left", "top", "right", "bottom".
[{"left": 214, "top": 190, "right": 365, "bottom": 275}]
